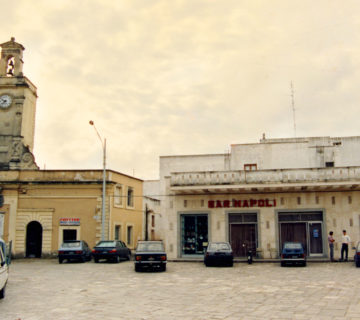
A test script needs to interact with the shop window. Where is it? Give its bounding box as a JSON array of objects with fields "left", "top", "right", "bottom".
[
  {"left": 244, "top": 163, "right": 257, "bottom": 171},
  {"left": 127, "top": 187, "right": 134, "bottom": 207},
  {"left": 114, "top": 225, "right": 121, "bottom": 240},
  {"left": 114, "top": 185, "right": 123, "bottom": 206},
  {"left": 63, "top": 229, "right": 77, "bottom": 241},
  {"left": 127, "top": 226, "right": 133, "bottom": 246},
  {"left": 181, "top": 215, "right": 208, "bottom": 255}
]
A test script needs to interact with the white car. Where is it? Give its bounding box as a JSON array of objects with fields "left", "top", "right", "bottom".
[{"left": 0, "top": 241, "right": 8, "bottom": 299}]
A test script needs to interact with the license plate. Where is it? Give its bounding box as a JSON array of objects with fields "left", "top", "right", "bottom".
[{"left": 148, "top": 257, "right": 154, "bottom": 261}]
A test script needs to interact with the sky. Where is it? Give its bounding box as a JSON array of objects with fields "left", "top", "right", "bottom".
[{"left": 1, "top": 0, "right": 360, "bottom": 180}]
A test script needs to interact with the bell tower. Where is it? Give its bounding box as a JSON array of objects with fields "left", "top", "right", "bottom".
[{"left": 0, "top": 37, "right": 38, "bottom": 170}]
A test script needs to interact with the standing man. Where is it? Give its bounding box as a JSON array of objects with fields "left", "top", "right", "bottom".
[
  {"left": 328, "top": 231, "right": 335, "bottom": 262},
  {"left": 341, "top": 230, "right": 351, "bottom": 262}
]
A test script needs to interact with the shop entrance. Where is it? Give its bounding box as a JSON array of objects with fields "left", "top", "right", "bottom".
[
  {"left": 181, "top": 214, "right": 208, "bottom": 255},
  {"left": 229, "top": 213, "right": 257, "bottom": 257},
  {"left": 26, "top": 221, "right": 43, "bottom": 258},
  {"left": 279, "top": 212, "right": 324, "bottom": 256}
]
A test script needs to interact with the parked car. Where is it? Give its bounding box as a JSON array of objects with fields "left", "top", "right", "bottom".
[
  {"left": 92, "top": 240, "right": 131, "bottom": 263},
  {"left": 58, "top": 240, "right": 92, "bottom": 263},
  {"left": 280, "top": 242, "right": 306, "bottom": 267},
  {"left": 134, "top": 241, "right": 167, "bottom": 272},
  {"left": 204, "top": 242, "right": 233, "bottom": 267},
  {"left": 354, "top": 242, "right": 360, "bottom": 267},
  {"left": 0, "top": 245, "right": 8, "bottom": 299}
]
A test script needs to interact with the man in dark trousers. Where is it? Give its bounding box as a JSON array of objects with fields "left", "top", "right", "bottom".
[
  {"left": 328, "top": 231, "right": 335, "bottom": 262},
  {"left": 340, "top": 230, "right": 351, "bottom": 262}
]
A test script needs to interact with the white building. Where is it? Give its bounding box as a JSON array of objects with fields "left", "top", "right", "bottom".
[{"left": 146, "top": 135, "right": 360, "bottom": 259}]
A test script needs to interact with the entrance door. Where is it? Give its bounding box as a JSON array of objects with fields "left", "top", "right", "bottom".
[
  {"left": 26, "top": 221, "right": 43, "bottom": 258},
  {"left": 280, "top": 223, "right": 307, "bottom": 254},
  {"left": 230, "top": 224, "right": 256, "bottom": 257},
  {"left": 63, "top": 229, "right": 77, "bottom": 241},
  {"left": 309, "top": 223, "right": 323, "bottom": 255}
]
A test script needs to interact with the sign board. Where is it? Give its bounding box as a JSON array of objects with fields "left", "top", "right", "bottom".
[
  {"left": 60, "top": 218, "right": 80, "bottom": 226},
  {"left": 208, "top": 199, "right": 276, "bottom": 208}
]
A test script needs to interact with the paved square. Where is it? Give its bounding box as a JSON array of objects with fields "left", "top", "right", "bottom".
[{"left": 1, "top": 260, "right": 359, "bottom": 320}]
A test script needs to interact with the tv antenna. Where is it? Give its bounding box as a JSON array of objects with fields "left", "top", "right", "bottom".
[{"left": 290, "top": 81, "right": 296, "bottom": 137}]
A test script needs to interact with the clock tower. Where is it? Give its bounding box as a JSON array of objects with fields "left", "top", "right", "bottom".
[{"left": 0, "top": 37, "right": 38, "bottom": 170}]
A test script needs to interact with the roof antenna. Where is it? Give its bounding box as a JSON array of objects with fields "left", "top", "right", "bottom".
[{"left": 290, "top": 81, "right": 296, "bottom": 137}]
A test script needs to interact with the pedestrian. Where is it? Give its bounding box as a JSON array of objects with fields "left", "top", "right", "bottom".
[
  {"left": 328, "top": 231, "right": 335, "bottom": 261},
  {"left": 340, "top": 229, "right": 351, "bottom": 262}
]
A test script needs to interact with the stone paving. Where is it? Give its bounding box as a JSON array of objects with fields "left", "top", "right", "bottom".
[{"left": 1, "top": 259, "right": 360, "bottom": 320}]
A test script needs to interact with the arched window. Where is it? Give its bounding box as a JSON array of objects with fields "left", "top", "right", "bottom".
[{"left": 6, "top": 57, "right": 15, "bottom": 77}]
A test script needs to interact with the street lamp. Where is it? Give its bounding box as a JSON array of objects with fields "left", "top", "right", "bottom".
[{"left": 89, "top": 120, "right": 106, "bottom": 241}]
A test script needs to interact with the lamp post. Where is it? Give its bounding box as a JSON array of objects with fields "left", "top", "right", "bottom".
[{"left": 89, "top": 120, "right": 106, "bottom": 241}]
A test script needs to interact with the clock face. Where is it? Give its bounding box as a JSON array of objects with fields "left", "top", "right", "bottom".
[{"left": 0, "top": 94, "right": 12, "bottom": 108}]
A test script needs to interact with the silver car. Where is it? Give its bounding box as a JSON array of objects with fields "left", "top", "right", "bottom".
[{"left": 0, "top": 242, "right": 8, "bottom": 299}]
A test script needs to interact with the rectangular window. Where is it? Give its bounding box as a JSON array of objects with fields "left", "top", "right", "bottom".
[
  {"left": 151, "top": 215, "right": 155, "bottom": 228},
  {"left": 326, "top": 162, "right": 334, "bottom": 167},
  {"left": 114, "top": 185, "right": 123, "bottom": 206},
  {"left": 244, "top": 163, "right": 257, "bottom": 171},
  {"left": 114, "top": 225, "right": 121, "bottom": 240},
  {"left": 127, "top": 226, "right": 133, "bottom": 245},
  {"left": 127, "top": 187, "right": 134, "bottom": 207}
]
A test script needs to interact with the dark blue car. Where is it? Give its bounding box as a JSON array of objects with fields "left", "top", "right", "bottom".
[
  {"left": 280, "top": 242, "right": 306, "bottom": 267},
  {"left": 354, "top": 242, "right": 360, "bottom": 267}
]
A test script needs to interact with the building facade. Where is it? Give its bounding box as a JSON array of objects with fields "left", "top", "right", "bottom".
[
  {"left": 153, "top": 136, "right": 360, "bottom": 259},
  {"left": 0, "top": 38, "right": 144, "bottom": 257},
  {"left": 0, "top": 170, "right": 143, "bottom": 257}
]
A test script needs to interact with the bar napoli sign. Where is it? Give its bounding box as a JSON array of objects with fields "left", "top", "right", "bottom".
[{"left": 208, "top": 199, "right": 276, "bottom": 209}]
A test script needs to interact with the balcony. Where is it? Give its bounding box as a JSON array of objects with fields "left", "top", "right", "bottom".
[{"left": 169, "top": 167, "right": 360, "bottom": 194}]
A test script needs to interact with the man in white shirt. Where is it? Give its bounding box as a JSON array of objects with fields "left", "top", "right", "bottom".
[{"left": 341, "top": 230, "right": 351, "bottom": 262}]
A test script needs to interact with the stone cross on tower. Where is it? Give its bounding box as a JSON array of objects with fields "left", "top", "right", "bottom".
[{"left": 0, "top": 37, "right": 38, "bottom": 170}]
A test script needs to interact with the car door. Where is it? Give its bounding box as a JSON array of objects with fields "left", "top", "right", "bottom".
[
  {"left": 0, "top": 247, "right": 8, "bottom": 290},
  {"left": 116, "top": 241, "right": 124, "bottom": 258}
]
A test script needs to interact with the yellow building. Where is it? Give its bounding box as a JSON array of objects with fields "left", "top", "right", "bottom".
[{"left": 0, "top": 39, "right": 143, "bottom": 257}]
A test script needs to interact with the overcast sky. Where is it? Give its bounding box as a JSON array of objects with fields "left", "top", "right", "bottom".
[{"left": 1, "top": 0, "right": 360, "bottom": 180}]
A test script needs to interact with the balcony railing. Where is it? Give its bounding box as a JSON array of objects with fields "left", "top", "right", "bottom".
[{"left": 170, "top": 167, "right": 360, "bottom": 187}]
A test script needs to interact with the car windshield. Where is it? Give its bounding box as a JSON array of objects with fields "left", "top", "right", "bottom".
[
  {"left": 284, "top": 243, "right": 302, "bottom": 249},
  {"left": 137, "top": 242, "right": 164, "bottom": 252},
  {"left": 208, "top": 243, "right": 231, "bottom": 251},
  {"left": 96, "top": 241, "right": 116, "bottom": 247},
  {"left": 62, "top": 241, "right": 81, "bottom": 248}
]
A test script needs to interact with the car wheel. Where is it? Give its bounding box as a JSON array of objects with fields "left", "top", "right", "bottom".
[
  {"left": 81, "top": 256, "right": 86, "bottom": 263},
  {"left": 94, "top": 258, "right": 99, "bottom": 263},
  {"left": 127, "top": 253, "right": 131, "bottom": 261},
  {"left": 280, "top": 261, "right": 285, "bottom": 267},
  {"left": 135, "top": 264, "right": 141, "bottom": 272},
  {"left": 115, "top": 255, "right": 120, "bottom": 263},
  {"left": 0, "top": 284, "right": 5, "bottom": 299},
  {"left": 302, "top": 261, "right": 307, "bottom": 267},
  {"left": 228, "top": 261, "right": 233, "bottom": 267},
  {"left": 161, "top": 264, "right": 166, "bottom": 272},
  {"left": 58, "top": 258, "right": 63, "bottom": 264},
  {"left": 356, "top": 261, "right": 360, "bottom": 268}
]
